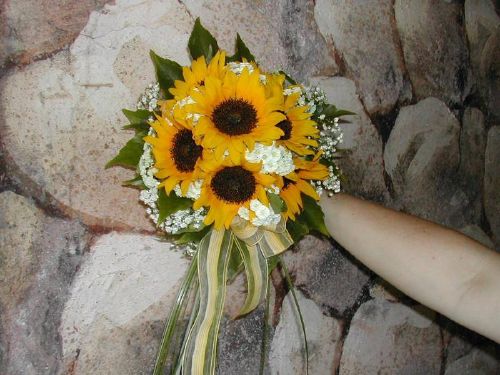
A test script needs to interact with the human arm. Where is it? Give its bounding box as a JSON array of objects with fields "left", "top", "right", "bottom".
[{"left": 320, "top": 193, "right": 500, "bottom": 343}]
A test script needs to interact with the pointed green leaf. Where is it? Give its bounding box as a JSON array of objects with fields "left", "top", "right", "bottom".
[
  {"left": 157, "top": 188, "right": 194, "bottom": 224},
  {"left": 123, "top": 108, "right": 151, "bottom": 123},
  {"left": 268, "top": 192, "right": 287, "bottom": 213},
  {"left": 279, "top": 70, "right": 297, "bottom": 85},
  {"left": 279, "top": 258, "right": 309, "bottom": 375},
  {"left": 227, "top": 33, "right": 255, "bottom": 62},
  {"left": 123, "top": 122, "right": 150, "bottom": 133},
  {"left": 296, "top": 194, "right": 330, "bottom": 237},
  {"left": 266, "top": 255, "right": 280, "bottom": 274},
  {"left": 150, "top": 50, "right": 183, "bottom": 96},
  {"left": 320, "top": 104, "right": 355, "bottom": 118},
  {"left": 105, "top": 131, "right": 146, "bottom": 169},
  {"left": 173, "top": 225, "right": 211, "bottom": 245},
  {"left": 188, "top": 18, "right": 219, "bottom": 61},
  {"left": 286, "top": 217, "right": 309, "bottom": 243},
  {"left": 122, "top": 175, "right": 146, "bottom": 189},
  {"left": 153, "top": 255, "right": 198, "bottom": 375},
  {"left": 227, "top": 241, "right": 244, "bottom": 282}
]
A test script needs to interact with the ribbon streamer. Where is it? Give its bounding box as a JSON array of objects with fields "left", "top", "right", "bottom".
[{"left": 183, "top": 219, "right": 293, "bottom": 374}]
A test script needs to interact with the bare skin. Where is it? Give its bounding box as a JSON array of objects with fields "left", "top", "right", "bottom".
[{"left": 320, "top": 193, "right": 500, "bottom": 343}]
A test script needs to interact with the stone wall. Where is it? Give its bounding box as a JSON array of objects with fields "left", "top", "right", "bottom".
[{"left": 1, "top": 0, "right": 499, "bottom": 374}]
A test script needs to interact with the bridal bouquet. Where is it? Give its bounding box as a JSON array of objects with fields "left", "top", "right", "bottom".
[{"left": 107, "top": 19, "right": 350, "bottom": 375}]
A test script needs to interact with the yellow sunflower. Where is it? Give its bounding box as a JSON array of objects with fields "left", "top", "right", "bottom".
[
  {"left": 275, "top": 91, "right": 319, "bottom": 156},
  {"left": 170, "top": 50, "right": 227, "bottom": 100},
  {"left": 158, "top": 51, "right": 227, "bottom": 117},
  {"left": 189, "top": 68, "right": 286, "bottom": 163},
  {"left": 144, "top": 113, "right": 206, "bottom": 195},
  {"left": 279, "top": 153, "right": 328, "bottom": 220},
  {"left": 194, "top": 157, "right": 275, "bottom": 229}
]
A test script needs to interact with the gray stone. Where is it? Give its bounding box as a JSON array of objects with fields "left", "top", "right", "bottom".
[
  {"left": 484, "top": 126, "right": 500, "bottom": 248},
  {"left": 395, "top": 0, "right": 469, "bottom": 105},
  {"left": 269, "top": 290, "right": 343, "bottom": 375},
  {"left": 384, "top": 97, "right": 474, "bottom": 229},
  {"left": 369, "top": 278, "right": 404, "bottom": 303},
  {"left": 465, "top": 0, "right": 500, "bottom": 71},
  {"left": 283, "top": 235, "right": 371, "bottom": 316},
  {"left": 218, "top": 307, "right": 271, "bottom": 375},
  {"left": 459, "top": 107, "right": 487, "bottom": 225},
  {"left": 479, "top": 28, "right": 500, "bottom": 120},
  {"left": 259, "top": 0, "right": 339, "bottom": 81},
  {"left": 339, "top": 299, "right": 441, "bottom": 375},
  {"left": 314, "top": 0, "right": 409, "bottom": 115},
  {"left": 60, "top": 232, "right": 190, "bottom": 373},
  {"left": 460, "top": 225, "right": 495, "bottom": 250},
  {"left": 0, "top": 191, "right": 89, "bottom": 375},
  {"left": 309, "top": 76, "right": 388, "bottom": 202},
  {"left": 446, "top": 346, "right": 500, "bottom": 375}
]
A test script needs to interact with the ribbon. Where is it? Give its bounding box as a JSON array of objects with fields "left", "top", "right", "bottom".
[{"left": 184, "top": 219, "right": 294, "bottom": 374}]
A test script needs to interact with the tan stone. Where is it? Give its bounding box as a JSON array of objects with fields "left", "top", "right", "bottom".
[
  {"left": 60, "top": 232, "right": 190, "bottom": 372},
  {"left": 0, "top": 191, "right": 44, "bottom": 305},
  {"left": 1, "top": 0, "right": 110, "bottom": 67}
]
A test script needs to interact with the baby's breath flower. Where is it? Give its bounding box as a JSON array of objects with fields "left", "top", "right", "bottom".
[
  {"left": 245, "top": 142, "right": 295, "bottom": 176},
  {"left": 137, "top": 82, "right": 160, "bottom": 112},
  {"left": 238, "top": 199, "right": 281, "bottom": 226}
]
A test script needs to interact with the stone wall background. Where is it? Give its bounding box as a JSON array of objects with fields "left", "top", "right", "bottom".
[{"left": 0, "top": 0, "right": 499, "bottom": 374}]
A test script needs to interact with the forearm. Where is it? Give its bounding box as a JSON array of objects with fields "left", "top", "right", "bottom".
[{"left": 320, "top": 193, "right": 500, "bottom": 343}]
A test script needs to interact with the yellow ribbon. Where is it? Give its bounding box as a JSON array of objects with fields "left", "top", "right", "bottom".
[{"left": 231, "top": 216, "right": 294, "bottom": 258}]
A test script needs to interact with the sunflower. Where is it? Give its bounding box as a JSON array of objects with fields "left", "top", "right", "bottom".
[
  {"left": 189, "top": 68, "right": 286, "bottom": 163},
  {"left": 170, "top": 50, "right": 227, "bottom": 100},
  {"left": 144, "top": 113, "right": 205, "bottom": 195},
  {"left": 158, "top": 51, "right": 227, "bottom": 118},
  {"left": 275, "top": 90, "right": 319, "bottom": 156},
  {"left": 194, "top": 157, "right": 275, "bottom": 229},
  {"left": 279, "top": 153, "right": 329, "bottom": 220}
]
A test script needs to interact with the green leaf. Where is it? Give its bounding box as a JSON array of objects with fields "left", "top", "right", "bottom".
[
  {"left": 279, "top": 70, "right": 297, "bottom": 85},
  {"left": 173, "top": 225, "right": 211, "bottom": 245},
  {"left": 105, "top": 131, "right": 146, "bottom": 169},
  {"left": 153, "top": 255, "right": 198, "bottom": 375},
  {"left": 188, "top": 18, "right": 219, "bottom": 61},
  {"left": 157, "top": 188, "right": 193, "bottom": 224},
  {"left": 266, "top": 255, "right": 280, "bottom": 274},
  {"left": 296, "top": 194, "right": 330, "bottom": 237},
  {"left": 123, "top": 122, "right": 150, "bottom": 133},
  {"left": 268, "top": 193, "right": 287, "bottom": 213},
  {"left": 227, "top": 33, "right": 255, "bottom": 62},
  {"left": 260, "top": 275, "right": 271, "bottom": 375},
  {"left": 320, "top": 104, "right": 355, "bottom": 118},
  {"left": 122, "top": 175, "right": 146, "bottom": 189},
  {"left": 122, "top": 108, "right": 151, "bottom": 133},
  {"left": 123, "top": 108, "right": 151, "bottom": 123},
  {"left": 279, "top": 258, "right": 309, "bottom": 375},
  {"left": 286, "top": 218, "right": 309, "bottom": 243},
  {"left": 227, "top": 241, "right": 244, "bottom": 282},
  {"left": 149, "top": 50, "right": 183, "bottom": 97}
]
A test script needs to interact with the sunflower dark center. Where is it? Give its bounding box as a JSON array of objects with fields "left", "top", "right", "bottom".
[
  {"left": 211, "top": 166, "right": 256, "bottom": 203},
  {"left": 282, "top": 178, "right": 295, "bottom": 190},
  {"left": 277, "top": 118, "right": 292, "bottom": 140},
  {"left": 171, "top": 129, "right": 202, "bottom": 172},
  {"left": 211, "top": 99, "right": 257, "bottom": 136}
]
